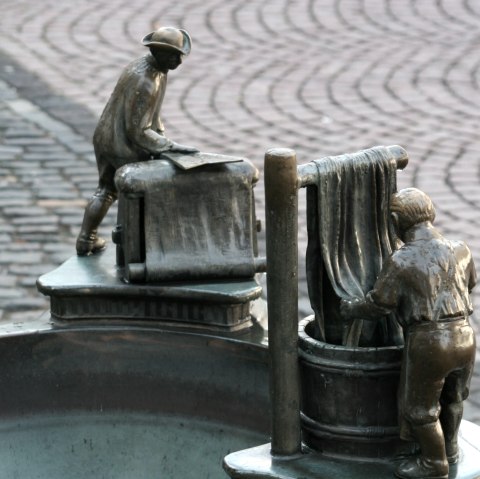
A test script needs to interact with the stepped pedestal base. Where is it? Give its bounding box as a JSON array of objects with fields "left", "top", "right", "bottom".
[{"left": 224, "top": 421, "right": 480, "bottom": 479}]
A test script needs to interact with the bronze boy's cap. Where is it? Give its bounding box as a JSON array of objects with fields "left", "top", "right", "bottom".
[{"left": 142, "top": 27, "right": 191, "bottom": 55}]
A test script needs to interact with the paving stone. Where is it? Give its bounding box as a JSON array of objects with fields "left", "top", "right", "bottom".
[
  {"left": 0, "top": 0, "right": 480, "bottom": 423},
  {"left": 0, "top": 190, "right": 31, "bottom": 199},
  {"left": 37, "top": 199, "right": 86, "bottom": 208},
  {"left": 73, "top": 184, "right": 98, "bottom": 194},
  {"left": 0, "top": 145, "right": 22, "bottom": 155},
  {"left": 4, "top": 137, "right": 56, "bottom": 147},
  {"left": 4, "top": 309, "right": 49, "bottom": 323},
  {"left": 0, "top": 275, "right": 16, "bottom": 287},
  {"left": 63, "top": 141, "right": 94, "bottom": 155},
  {"left": 0, "top": 252, "right": 43, "bottom": 265},
  {"left": 18, "top": 277, "right": 41, "bottom": 288},
  {"left": 3, "top": 243, "right": 41, "bottom": 252},
  {"left": 58, "top": 215, "right": 82, "bottom": 227},
  {"left": 2, "top": 206, "right": 49, "bottom": 217},
  {"left": 0, "top": 234, "right": 12, "bottom": 243},
  {"left": 0, "top": 288, "right": 23, "bottom": 299},
  {"left": 41, "top": 243, "right": 75, "bottom": 255},
  {"left": 23, "top": 152, "right": 75, "bottom": 161},
  {"left": 24, "top": 145, "right": 70, "bottom": 154},
  {"left": 15, "top": 224, "right": 59, "bottom": 234},
  {"left": 13, "top": 234, "right": 59, "bottom": 244},
  {"left": 36, "top": 187, "right": 78, "bottom": 200},
  {"left": 5, "top": 128, "right": 44, "bottom": 138},
  {"left": 49, "top": 206, "right": 81, "bottom": 215},
  {"left": 63, "top": 166, "right": 98, "bottom": 175},
  {"left": 8, "top": 263, "right": 58, "bottom": 276},
  {"left": 0, "top": 198, "right": 32, "bottom": 207},
  {"left": 41, "top": 157, "right": 81, "bottom": 167},
  {"left": 11, "top": 161, "right": 42, "bottom": 169},
  {"left": 10, "top": 212, "right": 58, "bottom": 222},
  {"left": 2, "top": 297, "right": 48, "bottom": 311}
]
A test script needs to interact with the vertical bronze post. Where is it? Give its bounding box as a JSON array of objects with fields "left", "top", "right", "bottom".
[{"left": 264, "top": 148, "right": 301, "bottom": 456}]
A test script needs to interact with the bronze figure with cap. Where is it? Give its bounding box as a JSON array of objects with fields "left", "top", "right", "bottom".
[
  {"left": 341, "top": 187, "right": 476, "bottom": 479},
  {"left": 76, "top": 27, "right": 197, "bottom": 256}
]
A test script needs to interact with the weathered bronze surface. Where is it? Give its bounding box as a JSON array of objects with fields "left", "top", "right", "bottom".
[
  {"left": 113, "top": 157, "right": 264, "bottom": 283},
  {"left": 76, "top": 27, "right": 197, "bottom": 256},
  {"left": 224, "top": 147, "right": 479, "bottom": 479},
  {"left": 341, "top": 187, "right": 476, "bottom": 479},
  {"left": 264, "top": 148, "right": 301, "bottom": 457},
  {"left": 295, "top": 147, "right": 412, "bottom": 461},
  {"left": 75, "top": 27, "right": 265, "bottom": 288},
  {"left": 305, "top": 146, "right": 406, "bottom": 347},
  {"left": 162, "top": 151, "right": 244, "bottom": 170},
  {"left": 37, "top": 247, "right": 266, "bottom": 331},
  {"left": 223, "top": 433, "right": 480, "bottom": 479},
  {"left": 298, "top": 316, "right": 408, "bottom": 459},
  {"left": 0, "top": 314, "right": 269, "bottom": 478},
  {"left": 261, "top": 145, "right": 409, "bottom": 461}
]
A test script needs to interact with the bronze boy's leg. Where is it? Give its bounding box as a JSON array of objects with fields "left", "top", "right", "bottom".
[{"left": 76, "top": 187, "right": 116, "bottom": 255}]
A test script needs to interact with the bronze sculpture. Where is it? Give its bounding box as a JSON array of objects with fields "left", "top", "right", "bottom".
[
  {"left": 341, "top": 187, "right": 476, "bottom": 479},
  {"left": 76, "top": 27, "right": 197, "bottom": 256},
  {"left": 225, "top": 148, "right": 480, "bottom": 479},
  {"left": 304, "top": 146, "right": 405, "bottom": 347}
]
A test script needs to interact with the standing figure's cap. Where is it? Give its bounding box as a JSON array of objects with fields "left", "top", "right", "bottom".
[{"left": 142, "top": 27, "right": 191, "bottom": 55}]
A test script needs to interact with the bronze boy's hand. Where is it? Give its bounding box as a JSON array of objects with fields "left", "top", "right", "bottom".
[
  {"left": 170, "top": 141, "right": 199, "bottom": 154},
  {"left": 340, "top": 298, "right": 361, "bottom": 319}
]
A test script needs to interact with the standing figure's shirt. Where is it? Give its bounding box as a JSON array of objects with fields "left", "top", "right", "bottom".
[
  {"left": 94, "top": 54, "right": 171, "bottom": 167},
  {"left": 368, "top": 230, "right": 476, "bottom": 327}
]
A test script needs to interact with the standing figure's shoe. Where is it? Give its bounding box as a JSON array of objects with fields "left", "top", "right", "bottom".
[
  {"left": 446, "top": 442, "right": 459, "bottom": 464},
  {"left": 76, "top": 232, "right": 106, "bottom": 256},
  {"left": 395, "top": 457, "right": 448, "bottom": 479}
]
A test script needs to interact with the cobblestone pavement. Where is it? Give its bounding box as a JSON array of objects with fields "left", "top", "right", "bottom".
[{"left": 1, "top": 0, "right": 480, "bottom": 423}]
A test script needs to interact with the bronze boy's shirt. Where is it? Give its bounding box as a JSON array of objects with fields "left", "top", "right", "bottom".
[
  {"left": 93, "top": 54, "right": 172, "bottom": 168},
  {"left": 367, "top": 231, "right": 476, "bottom": 327}
]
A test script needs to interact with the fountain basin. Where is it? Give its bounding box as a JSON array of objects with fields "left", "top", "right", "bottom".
[{"left": 0, "top": 317, "right": 270, "bottom": 478}]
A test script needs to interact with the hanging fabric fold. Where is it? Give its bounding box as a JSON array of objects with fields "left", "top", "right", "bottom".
[{"left": 306, "top": 146, "right": 403, "bottom": 347}]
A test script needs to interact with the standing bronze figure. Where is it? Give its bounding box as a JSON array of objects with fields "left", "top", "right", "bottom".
[
  {"left": 76, "top": 27, "right": 197, "bottom": 255},
  {"left": 341, "top": 188, "right": 476, "bottom": 479}
]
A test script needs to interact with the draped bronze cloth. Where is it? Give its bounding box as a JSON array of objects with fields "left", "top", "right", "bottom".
[
  {"left": 115, "top": 158, "right": 259, "bottom": 282},
  {"left": 306, "top": 146, "right": 403, "bottom": 347}
]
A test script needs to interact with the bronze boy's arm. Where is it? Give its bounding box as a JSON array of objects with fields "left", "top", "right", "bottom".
[
  {"left": 340, "top": 295, "right": 391, "bottom": 321},
  {"left": 468, "top": 253, "right": 477, "bottom": 293},
  {"left": 341, "top": 254, "right": 398, "bottom": 322},
  {"left": 127, "top": 72, "right": 197, "bottom": 155},
  {"left": 124, "top": 76, "right": 172, "bottom": 153}
]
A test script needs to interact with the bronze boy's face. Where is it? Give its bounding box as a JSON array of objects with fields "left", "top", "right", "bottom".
[
  {"left": 391, "top": 211, "right": 407, "bottom": 243},
  {"left": 151, "top": 49, "right": 183, "bottom": 73}
]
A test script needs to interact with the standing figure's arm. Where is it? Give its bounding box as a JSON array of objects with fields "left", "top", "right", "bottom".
[
  {"left": 467, "top": 253, "right": 477, "bottom": 293},
  {"left": 126, "top": 73, "right": 197, "bottom": 154},
  {"left": 341, "top": 256, "right": 399, "bottom": 321}
]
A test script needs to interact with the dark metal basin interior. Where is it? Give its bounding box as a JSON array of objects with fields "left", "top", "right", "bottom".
[
  {"left": 0, "top": 321, "right": 270, "bottom": 478},
  {"left": 0, "top": 412, "right": 265, "bottom": 478}
]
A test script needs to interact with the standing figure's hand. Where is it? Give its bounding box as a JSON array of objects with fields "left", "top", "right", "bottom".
[
  {"left": 340, "top": 298, "right": 362, "bottom": 319},
  {"left": 170, "top": 141, "right": 199, "bottom": 154}
]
